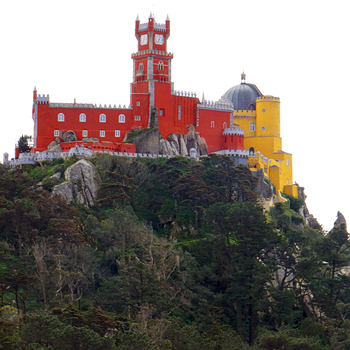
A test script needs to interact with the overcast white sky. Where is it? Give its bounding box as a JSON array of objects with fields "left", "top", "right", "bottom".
[{"left": 0, "top": 0, "right": 349, "bottom": 231}]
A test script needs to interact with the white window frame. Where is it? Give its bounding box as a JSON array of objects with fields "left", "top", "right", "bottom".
[
  {"left": 54, "top": 130, "right": 59, "bottom": 137},
  {"left": 99, "top": 114, "right": 106, "bottom": 123},
  {"left": 118, "top": 114, "right": 126, "bottom": 123},
  {"left": 249, "top": 122, "right": 256, "bottom": 132},
  {"left": 100, "top": 130, "right": 105, "bottom": 137},
  {"left": 79, "top": 113, "right": 86, "bottom": 122},
  {"left": 58, "top": 113, "right": 64, "bottom": 122},
  {"left": 115, "top": 130, "right": 121, "bottom": 137},
  {"left": 82, "top": 130, "right": 88, "bottom": 138},
  {"left": 178, "top": 105, "right": 181, "bottom": 120},
  {"left": 210, "top": 121, "right": 215, "bottom": 128},
  {"left": 135, "top": 115, "right": 141, "bottom": 121}
]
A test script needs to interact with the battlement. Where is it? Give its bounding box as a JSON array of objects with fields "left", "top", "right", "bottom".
[
  {"left": 233, "top": 110, "right": 256, "bottom": 117},
  {"left": 137, "top": 22, "right": 167, "bottom": 33},
  {"left": 173, "top": 90, "right": 197, "bottom": 98},
  {"left": 132, "top": 50, "right": 173, "bottom": 58},
  {"left": 198, "top": 100, "right": 233, "bottom": 112},
  {"left": 36, "top": 94, "right": 50, "bottom": 104},
  {"left": 223, "top": 127, "right": 244, "bottom": 136},
  {"left": 49, "top": 103, "right": 132, "bottom": 110},
  {"left": 256, "top": 96, "right": 280, "bottom": 102}
]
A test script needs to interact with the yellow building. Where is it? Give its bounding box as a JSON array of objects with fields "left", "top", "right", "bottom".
[{"left": 221, "top": 73, "right": 298, "bottom": 198}]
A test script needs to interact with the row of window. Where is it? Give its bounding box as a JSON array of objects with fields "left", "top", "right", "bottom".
[
  {"left": 57, "top": 113, "right": 133, "bottom": 123},
  {"left": 54, "top": 130, "right": 121, "bottom": 138}
]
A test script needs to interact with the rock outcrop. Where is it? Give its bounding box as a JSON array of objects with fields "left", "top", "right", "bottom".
[
  {"left": 333, "top": 211, "right": 347, "bottom": 231},
  {"left": 47, "top": 138, "right": 62, "bottom": 152},
  {"left": 130, "top": 123, "right": 208, "bottom": 157},
  {"left": 62, "top": 130, "right": 77, "bottom": 143},
  {"left": 52, "top": 159, "right": 100, "bottom": 207}
]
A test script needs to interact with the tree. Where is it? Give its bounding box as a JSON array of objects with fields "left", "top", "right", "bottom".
[{"left": 17, "top": 135, "right": 31, "bottom": 153}]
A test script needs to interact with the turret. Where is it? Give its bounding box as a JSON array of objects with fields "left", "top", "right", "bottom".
[
  {"left": 33, "top": 86, "right": 37, "bottom": 102},
  {"left": 135, "top": 15, "right": 140, "bottom": 37},
  {"left": 148, "top": 12, "right": 154, "bottom": 31},
  {"left": 166, "top": 15, "right": 170, "bottom": 38}
]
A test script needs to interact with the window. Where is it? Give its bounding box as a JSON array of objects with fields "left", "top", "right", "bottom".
[
  {"left": 178, "top": 105, "right": 181, "bottom": 120},
  {"left": 210, "top": 121, "right": 215, "bottom": 128},
  {"left": 249, "top": 122, "right": 256, "bottom": 132},
  {"left": 115, "top": 130, "right": 120, "bottom": 137},
  {"left": 286, "top": 159, "right": 289, "bottom": 166},
  {"left": 136, "top": 101, "right": 140, "bottom": 106},
  {"left": 138, "top": 64, "right": 144, "bottom": 74},
  {"left": 54, "top": 130, "right": 59, "bottom": 137},
  {"left": 261, "top": 126, "right": 266, "bottom": 131},
  {"left": 286, "top": 178, "right": 289, "bottom": 185},
  {"left": 58, "top": 113, "right": 64, "bottom": 122},
  {"left": 135, "top": 115, "right": 141, "bottom": 121},
  {"left": 99, "top": 114, "right": 106, "bottom": 123},
  {"left": 262, "top": 108, "right": 266, "bottom": 113},
  {"left": 80, "top": 113, "right": 86, "bottom": 122},
  {"left": 159, "top": 109, "right": 165, "bottom": 116},
  {"left": 100, "top": 130, "right": 105, "bottom": 137},
  {"left": 82, "top": 130, "right": 88, "bottom": 137},
  {"left": 158, "top": 61, "right": 164, "bottom": 71},
  {"left": 119, "top": 114, "right": 126, "bottom": 123}
]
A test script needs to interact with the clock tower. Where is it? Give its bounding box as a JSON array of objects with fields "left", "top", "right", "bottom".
[{"left": 131, "top": 14, "right": 173, "bottom": 128}]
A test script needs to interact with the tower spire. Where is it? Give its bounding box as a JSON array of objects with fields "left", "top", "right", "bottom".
[{"left": 241, "top": 72, "right": 246, "bottom": 83}]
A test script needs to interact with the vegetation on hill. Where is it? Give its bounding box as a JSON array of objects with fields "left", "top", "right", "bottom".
[{"left": 0, "top": 154, "right": 349, "bottom": 349}]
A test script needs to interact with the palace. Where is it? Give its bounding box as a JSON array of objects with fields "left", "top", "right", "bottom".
[{"left": 27, "top": 14, "right": 297, "bottom": 198}]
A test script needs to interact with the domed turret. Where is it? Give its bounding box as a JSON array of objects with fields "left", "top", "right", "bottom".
[{"left": 221, "top": 73, "right": 263, "bottom": 111}]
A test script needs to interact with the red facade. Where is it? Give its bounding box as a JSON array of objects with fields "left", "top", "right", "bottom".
[{"left": 30, "top": 15, "right": 244, "bottom": 155}]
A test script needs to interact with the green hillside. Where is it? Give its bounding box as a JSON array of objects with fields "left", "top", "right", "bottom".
[{"left": 0, "top": 154, "right": 349, "bottom": 349}]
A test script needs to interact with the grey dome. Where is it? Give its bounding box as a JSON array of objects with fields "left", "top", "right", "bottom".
[{"left": 221, "top": 82, "right": 263, "bottom": 111}]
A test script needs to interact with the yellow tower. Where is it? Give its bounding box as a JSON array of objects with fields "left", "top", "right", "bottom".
[{"left": 220, "top": 74, "right": 298, "bottom": 198}]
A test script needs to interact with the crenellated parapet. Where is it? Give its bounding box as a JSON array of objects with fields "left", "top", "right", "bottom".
[
  {"left": 36, "top": 94, "right": 50, "bottom": 104},
  {"left": 198, "top": 100, "right": 233, "bottom": 112},
  {"left": 131, "top": 50, "right": 173, "bottom": 58},
  {"left": 232, "top": 110, "right": 256, "bottom": 117},
  {"left": 48, "top": 103, "right": 132, "bottom": 110},
  {"left": 256, "top": 96, "right": 280, "bottom": 102},
  {"left": 223, "top": 127, "right": 244, "bottom": 136},
  {"left": 173, "top": 90, "right": 197, "bottom": 98}
]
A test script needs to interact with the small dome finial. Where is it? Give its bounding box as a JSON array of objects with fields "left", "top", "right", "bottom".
[{"left": 241, "top": 72, "right": 246, "bottom": 83}]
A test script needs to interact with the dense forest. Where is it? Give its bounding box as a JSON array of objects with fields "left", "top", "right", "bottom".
[{"left": 1, "top": 154, "right": 350, "bottom": 349}]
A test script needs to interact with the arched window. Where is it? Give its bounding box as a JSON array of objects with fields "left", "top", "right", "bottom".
[
  {"left": 138, "top": 64, "right": 144, "bottom": 74},
  {"left": 249, "top": 147, "right": 255, "bottom": 154},
  {"left": 58, "top": 113, "right": 64, "bottom": 122},
  {"left": 158, "top": 61, "right": 164, "bottom": 71},
  {"left": 99, "top": 114, "right": 106, "bottom": 123},
  {"left": 210, "top": 121, "right": 215, "bottom": 128},
  {"left": 80, "top": 113, "right": 86, "bottom": 122},
  {"left": 118, "top": 114, "right": 126, "bottom": 123}
]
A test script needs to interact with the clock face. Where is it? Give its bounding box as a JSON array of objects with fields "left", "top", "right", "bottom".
[
  {"left": 155, "top": 34, "right": 164, "bottom": 45},
  {"left": 140, "top": 34, "right": 148, "bottom": 46}
]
